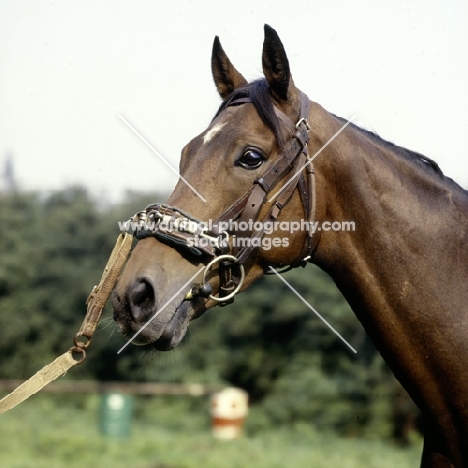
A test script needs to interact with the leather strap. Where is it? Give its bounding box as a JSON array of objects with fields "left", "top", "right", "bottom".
[
  {"left": 222, "top": 91, "right": 315, "bottom": 268},
  {"left": 131, "top": 91, "right": 316, "bottom": 301}
]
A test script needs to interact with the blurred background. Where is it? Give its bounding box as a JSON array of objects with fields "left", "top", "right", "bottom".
[
  {"left": 0, "top": 188, "right": 424, "bottom": 467},
  {"left": 1, "top": 1, "right": 466, "bottom": 467}
]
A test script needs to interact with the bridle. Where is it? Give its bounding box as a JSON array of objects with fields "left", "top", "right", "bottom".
[{"left": 131, "top": 91, "right": 316, "bottom": 305}]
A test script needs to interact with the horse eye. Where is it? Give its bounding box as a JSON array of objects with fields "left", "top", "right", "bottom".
[{"left": 238, "top": 149, "right": 264, "bottom": 169}]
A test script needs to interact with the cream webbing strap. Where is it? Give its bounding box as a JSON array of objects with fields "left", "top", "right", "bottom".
[
  {"left": 0, "top": 351, "right": 77, "bottom": 415},
  {"left": 0, "top": 232, "right": 133, "bottom": 415}
]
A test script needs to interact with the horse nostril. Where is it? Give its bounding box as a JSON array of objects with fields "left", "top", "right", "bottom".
[{"left": 128, "top": 277, "right": 157, "bottom": 319}]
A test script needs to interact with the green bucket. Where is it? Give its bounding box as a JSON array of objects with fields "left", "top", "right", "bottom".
[{"left": 100, "top": 393, "right": 133, "bottom": 438}]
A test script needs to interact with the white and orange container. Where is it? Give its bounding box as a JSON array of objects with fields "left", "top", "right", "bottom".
[{"left": 210, "top": 387, "right": 249, "bottom": 439}]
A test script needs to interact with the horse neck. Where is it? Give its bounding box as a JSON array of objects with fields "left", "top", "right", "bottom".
[
  {"left": 309, "top": 104, "right": 468, "bottom": 414},
  {"left": 311, "top": 105, "right": 466, "bottom": 297}
]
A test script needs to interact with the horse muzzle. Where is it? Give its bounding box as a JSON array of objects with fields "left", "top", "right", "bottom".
[{"left": 111, "top": 275, "right": 204, "bottom": 350}]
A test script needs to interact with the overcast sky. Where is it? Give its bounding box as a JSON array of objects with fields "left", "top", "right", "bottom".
[{"left": 1, "top": 0, "right": 467, "bottom": 203}]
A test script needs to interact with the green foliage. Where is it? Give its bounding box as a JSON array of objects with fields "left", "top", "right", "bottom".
[
  {"left": 0, "top": 187, "right": 420, "bottom": 440},
  {"left": 0, "top": 395, "right": 423, "bottom": 468},
  {"left": 199, "top": 267, "right": 403, "bottom": 438},
  {"left": 0, "top": 188, "right": 163, "bottom": 379}
]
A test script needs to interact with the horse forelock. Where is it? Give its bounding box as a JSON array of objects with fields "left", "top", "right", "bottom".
[{"left": 213, "top": 79, "right": 285, "bottom": 147}]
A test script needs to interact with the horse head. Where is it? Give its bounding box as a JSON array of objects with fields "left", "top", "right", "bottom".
[{"left": 112, "top": 25, "right": 323, "bottom": 350}]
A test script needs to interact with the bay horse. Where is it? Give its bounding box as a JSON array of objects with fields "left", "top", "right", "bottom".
[{"left": 112, "top": 25, "right": 468, "bottom": 467}]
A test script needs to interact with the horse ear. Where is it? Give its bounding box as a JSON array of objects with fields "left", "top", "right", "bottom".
[
  {"left": 262, "top": 24, "right": 294, "bottom": 102},
  {"left": 211, "top": 36, "right": 248, "bottom": 100}
]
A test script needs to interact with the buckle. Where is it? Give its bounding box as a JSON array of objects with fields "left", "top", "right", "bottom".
[{"left": 295, "top": 117, "right": 311, "bottom": 131}]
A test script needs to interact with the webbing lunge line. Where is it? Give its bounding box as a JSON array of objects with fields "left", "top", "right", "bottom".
[{"left": 0, "top": 232, "right": 133, "bottom": 415}]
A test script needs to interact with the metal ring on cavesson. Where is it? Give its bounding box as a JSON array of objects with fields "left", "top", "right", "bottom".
[{"left": 202, "top": 254, "right": 245, "bottom": 303}]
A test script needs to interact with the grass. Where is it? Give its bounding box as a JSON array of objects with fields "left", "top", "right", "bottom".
[{"left": 0, "top": 393, "right": 423, "bottom": 468}]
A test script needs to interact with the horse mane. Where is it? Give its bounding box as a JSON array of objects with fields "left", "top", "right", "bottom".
[
  {"left": 338, "top": 116, "right": 443, "bottom": 174},
  {"left": 335, "top": 116, "right": 468, "bottom": 195}
]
